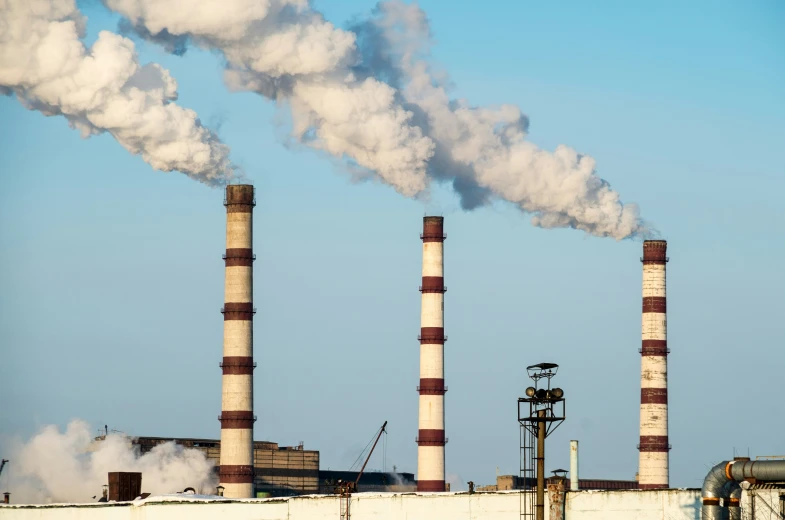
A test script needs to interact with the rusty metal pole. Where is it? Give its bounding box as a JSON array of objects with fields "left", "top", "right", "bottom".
[
  {"left": 536, "top": 410, "right": 545, "bottom": 520},
  {"left": 354, "top": 421, "right": 388, "bottom": 488}
]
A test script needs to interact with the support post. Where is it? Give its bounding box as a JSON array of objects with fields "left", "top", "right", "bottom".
[{"left": 536, "top": 410, "right": 545, "bottom": 520}]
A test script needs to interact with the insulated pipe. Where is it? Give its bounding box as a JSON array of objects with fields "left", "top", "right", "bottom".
[
  {"left": 638, "top": 240, "right": 670, "bottom": 489},
  {"left": 729, "top": 460, "right": 785, "bottom": 481},
  {"left": 417, "top": 216, "right": 446, "bottom": 492},
  {"left": 570, "top": 440, "right": 579, "bottom": 491},
  {"left": 728, "top": 482, "right": 741, "bottom": 520},
  {"left": 219, "top": 185, "right": 256, "bottom": 499},
  {"left": 701, "top": 462, "right": 729, "bottom": 520},
  {"left": 701, "top": 460, "right": 785, "bottom": 520}
]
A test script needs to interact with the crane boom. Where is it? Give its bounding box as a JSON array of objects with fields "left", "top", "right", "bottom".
[
  {"left": 354, "top": 421, "right": 387, "bottom": 487},
  {"left": 0, "top": 459, "right": 7, "bottom": 477}
]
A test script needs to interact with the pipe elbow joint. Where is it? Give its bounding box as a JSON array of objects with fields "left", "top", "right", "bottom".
[{"left": 701, "top": 461, "right": 732, "bottom": 519}]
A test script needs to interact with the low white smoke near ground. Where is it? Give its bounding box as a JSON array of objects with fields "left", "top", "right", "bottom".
[
  {"left": 0, "top": 0, "right": 235, "bottom": 185},
  {"left": 446, "top": 472, "right": 466, "bottom": 492},
  {"left": 0, "top": 420, "right": 216, "bottom": 504},
  {"left": 104, "top": 0, "right": 651, "bottom": 239}
]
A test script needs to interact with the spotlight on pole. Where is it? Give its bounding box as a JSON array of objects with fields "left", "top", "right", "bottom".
[{"left": 518, "top": 362, "right": 566, "bottom": 520}]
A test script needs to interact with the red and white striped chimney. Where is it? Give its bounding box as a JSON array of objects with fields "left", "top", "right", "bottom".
[
  {"left": 638, "top": 239, "right": 670, "bottom": 489},
  {"left": 219, "top": 185, "right": 256, "bottom": 498},
  {"left": 417, "top": 216, "right": 446, "bottom": 492}
]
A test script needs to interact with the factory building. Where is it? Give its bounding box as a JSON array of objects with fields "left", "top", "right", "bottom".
[
  {"left": 105, "top": 436, "right": 415, "bottom": 496},
  {"left": 116, "top": 436, "right": 318, "bottom": 496}
]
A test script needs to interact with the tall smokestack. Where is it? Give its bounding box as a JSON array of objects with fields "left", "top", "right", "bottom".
[
  {"left": 638, "top": 240, "right": 669, "bottom": 489},
  {"left": 417, "top": 216, "right": 446, "bottom": 492},
  {"left": 219, "top": 185, "right": 256, "bottom": 498}
]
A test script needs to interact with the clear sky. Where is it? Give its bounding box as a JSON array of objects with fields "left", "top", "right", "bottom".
[{"left": 1, "top": 0, "right": 783, "bottom": 491}]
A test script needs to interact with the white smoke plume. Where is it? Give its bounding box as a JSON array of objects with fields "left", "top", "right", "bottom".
[
  {"left": 0, "top": 0, "right": 235, "bottom": 185},
  {"left": 105, "top": 0, "right": 433, "bottom": 196},
  {"left": 104, "top": 0, "right": 648, "bottom": 238},
  {"left": 0, "top": 420, "right": 217, "bottom": 504},
  {"left": 357, "top": 2, "right": 649, "bottom": 239}
]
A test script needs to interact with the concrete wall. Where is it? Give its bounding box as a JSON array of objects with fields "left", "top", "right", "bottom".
[
  {"left": 741, "top": 488, "right": 785, "bottom": 520},
  {"left": 0, "top": 488, "right": 704, "bottom": 520}
]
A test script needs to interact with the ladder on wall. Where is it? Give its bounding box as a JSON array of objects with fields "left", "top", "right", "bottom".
[
  {"left": 339, "top": 490, "right": 351, "bottom": 520},
  {"left": 520, "top": 425, "right": 535, "bottom": 519}
]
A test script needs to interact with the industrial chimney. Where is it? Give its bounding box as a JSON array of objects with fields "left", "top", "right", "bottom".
[
  {"left": 417, "top": 216, "right": 446, "bottom": 492},
  {"left": 219, "top": 185, "right": 256, "bottom": 498},
  {"left": 638, "top": 240, "right": 669, "bottom": 489}
]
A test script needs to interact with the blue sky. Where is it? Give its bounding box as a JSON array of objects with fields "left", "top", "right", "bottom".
[{"left": 1, "top": 0, "right": 783, "bottom": 490}]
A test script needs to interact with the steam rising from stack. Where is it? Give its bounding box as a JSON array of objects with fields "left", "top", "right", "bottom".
[
  {"left": 100, "top": 0, "right": 649, "bottom": 239},
  {"left": 0, "top": 0, "right": 235, "bottom": 185}
]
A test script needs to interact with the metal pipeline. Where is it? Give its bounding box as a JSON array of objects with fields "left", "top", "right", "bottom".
[
  {"left": 701, "top": 460, "right": 785, "bottom": 520},
  {"left": 728, "top": 482, "right": 741, "bottom": 520}
]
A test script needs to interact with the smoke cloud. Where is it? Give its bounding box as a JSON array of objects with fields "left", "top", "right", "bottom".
[
  {"left": 0, "top": 0, "right": 235, "bottom": 185},
  {"left": 31, "top": 0, "right": 649, "bottom": 238},
  {"left": 358, "top": 2, "right": 650, "bottom": 239},
  {"left": 0, "top": 420, "right": 217, "bottom": 504},
  {"left": 104, "top": 0, "right": 650, "bottom": 239}
]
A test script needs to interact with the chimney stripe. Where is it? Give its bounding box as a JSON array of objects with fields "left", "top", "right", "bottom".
[
  {"left": 419, "top": 327, "right": 445, "bottom": 344},
  {"left": 418, "top": 378, "right": 446, "bottom": 395},
  {"left": 642, "top": 297, "right": 666, "bottom": 313},
  {"left": 417, "top": 480, "right": 446, "bottom": 492},
  {"left": 641, "top": 388, "right": 668, "bottom": 404},
  {"left": 420, "top": 276, "right": 446, "bottom": 293},
  {"left": 219, "top": 465, "right": 254, "bottom": 483},
  {"left": 641, "top": 340, "right": 668, "bottom": 356},
  {"left": 219, "top": 411, "right": 256, "bottom": 428},
  {"left": 224, "top": 248, "right": 255, "bottom": 267},
  {"left": 221, "top": 357, "right": 256, "bottom": 375},
  {"left": 417, "top": 429, "right": 446, "bottom": 445},
  {"left": 639, "top": 435, "right": 670, "bottom": 451}
]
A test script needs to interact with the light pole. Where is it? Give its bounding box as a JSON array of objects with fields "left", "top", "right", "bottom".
[{"left": 518, "top": 363, "right": 566, "bottom": 520}]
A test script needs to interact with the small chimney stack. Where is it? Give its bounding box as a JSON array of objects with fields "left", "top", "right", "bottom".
[
  {"left": 108, "top": 472, "right": 142, "bottom": 501},
  {"left": 570, "top": 440, "right": 579, "bottom": 491},
  {"left": 3, "top": 492, "right": 9, "bottom": 504}
]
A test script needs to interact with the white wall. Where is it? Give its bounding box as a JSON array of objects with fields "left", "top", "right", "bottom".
[
  {"left": 741, "top": 488, "right": 784, "bottom": 520},
  {"left": 0, "top": 489, "right": 704, "bottom": 520}
]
